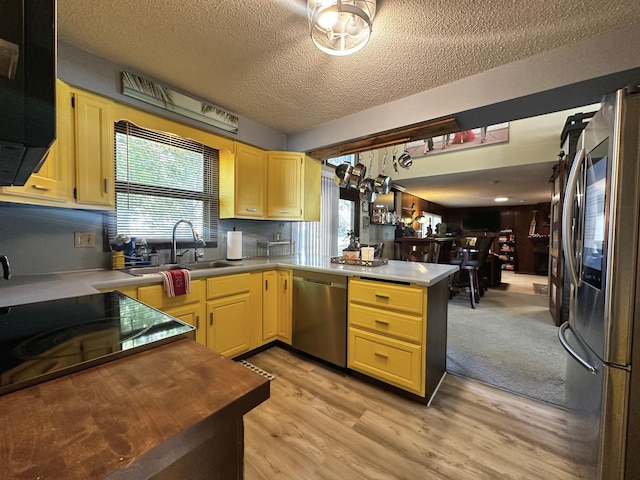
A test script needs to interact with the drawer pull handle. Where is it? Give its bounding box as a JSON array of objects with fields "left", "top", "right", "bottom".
[
  {"left": 210, "top": 312, "right": 214, "bottom": 326},
  {"left": 374, "top": 352, "right": 388, "bottom": 359},
  {"left": 375, "top": 293, "right": 390, "bottom": 299},
  {"left": 196, "top": 316, "right": 200, "bottom": 329},
  {"left": 31, "top": 184, "right": 50, "bottom": 191},
  {"left": 374, "top": 319, "right": 389, "bottom": 326},
  {"left": 279, "top": 210, "right": 289, "bottom": 213},
  {"left": 246, "top": 208, "right": 257, "bottom": 212}
]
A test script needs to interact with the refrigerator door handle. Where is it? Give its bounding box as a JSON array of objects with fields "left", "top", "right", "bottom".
[
  {"left": 558, "top": 321, "right": 597, "bottom": 374},
  {"left": 561, "top": 148, "right": 586, "bottom": 288}
]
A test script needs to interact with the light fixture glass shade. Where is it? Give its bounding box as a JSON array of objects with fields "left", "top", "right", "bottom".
[{"left": 308, "top": 0, "right": 376, "bottom": 56}]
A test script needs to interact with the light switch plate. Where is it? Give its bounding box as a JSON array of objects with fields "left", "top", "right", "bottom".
[{"left": 74, "top": 232, "right": 96, "bottom": 248}]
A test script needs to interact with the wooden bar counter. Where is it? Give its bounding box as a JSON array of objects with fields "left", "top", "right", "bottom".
[{"left": 0, "top": 339, "right": 270, "bottom": 479}]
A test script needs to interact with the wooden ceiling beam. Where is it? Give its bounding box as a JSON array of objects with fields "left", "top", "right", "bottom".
[{"left": 306, "top": 117, "right": 460, "bottom": 160}]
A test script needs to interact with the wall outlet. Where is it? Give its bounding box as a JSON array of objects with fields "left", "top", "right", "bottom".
[{"left": 74, "top": 232, "right": 96, "bottom": 248}]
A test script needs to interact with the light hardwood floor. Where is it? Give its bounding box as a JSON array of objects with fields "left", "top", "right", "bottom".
[{"left": 244, "top": 347, "right": 580, "bottom": 480}]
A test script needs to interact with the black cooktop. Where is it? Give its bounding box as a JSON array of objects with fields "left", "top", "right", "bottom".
[{"left": 0, "top": 291, "right": 195, "bottom": 396}]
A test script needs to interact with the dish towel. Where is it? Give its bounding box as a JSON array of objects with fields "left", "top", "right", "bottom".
[{"left": 160, "top": 269, "right": 191, "bottom": 297}]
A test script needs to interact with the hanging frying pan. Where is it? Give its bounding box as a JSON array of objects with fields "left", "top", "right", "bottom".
[{"left": 374, "top": 149, "right": 391, "bottom": 194}]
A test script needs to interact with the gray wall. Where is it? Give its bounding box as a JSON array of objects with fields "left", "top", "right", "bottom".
[
  {"left": 0, "top": 202, "right": 296, "bottom": 276},
  {"left": 57, "top": 41, "right": 287, "bottom": 152}
]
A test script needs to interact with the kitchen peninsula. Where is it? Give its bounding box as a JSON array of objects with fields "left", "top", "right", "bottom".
[
  {"left": 0, "top": 257, "right": 455, "bottom": 475},
  {"left": 0, "top": 339, "right": 269, "bottom": 479}
]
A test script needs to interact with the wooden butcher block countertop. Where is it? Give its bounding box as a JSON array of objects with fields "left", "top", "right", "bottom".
[{"left": 0, "top": 339, "right": 270, "bottom": 479}]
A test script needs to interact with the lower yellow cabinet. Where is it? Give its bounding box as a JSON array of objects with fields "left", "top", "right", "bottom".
[
  {"left": 137, "top": 280, "right": 205, "bottom": 346},
  {"left": 348, "top": 328, "right": 423, "bottom": 395},
  {"left": 276, "top": 270, "right": 292, "bottom": 344},
  {"left": 206, "top": 273, "right": 261, "bottom": 358},
  {"left": 206, "top": 292, "right": 251, "bottom": 358},
  {"left": 262, "top": 269, "right": 292, "bottom": 344},
  {"left": 348, "top": 277, "right": 427, "bottom": 397}
]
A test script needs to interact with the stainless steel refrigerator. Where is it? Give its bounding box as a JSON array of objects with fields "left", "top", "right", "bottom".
[{"left": 559, "top": 86, "right": 640, "bottom": 479}]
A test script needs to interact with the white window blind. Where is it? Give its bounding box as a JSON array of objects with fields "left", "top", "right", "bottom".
[
  {"left": 106, "top": 121, "right": 218, "bottom": 245},
  {"left": 293, "top": 171, "right": 339, "bottom": 256}
]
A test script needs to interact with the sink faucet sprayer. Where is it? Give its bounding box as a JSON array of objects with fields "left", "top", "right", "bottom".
[{"left": 171, "top": 220, "right": 206, "bottom": 264}]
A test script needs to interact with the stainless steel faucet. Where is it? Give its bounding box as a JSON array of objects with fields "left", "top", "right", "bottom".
[
  {"left": 0, "top": 255, "right": 10, "bottom": 280},
  {"left": 171, "top": 220, "right": 206, "bottom": 264}
]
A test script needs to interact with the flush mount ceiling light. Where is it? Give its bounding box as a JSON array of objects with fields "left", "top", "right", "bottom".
[
  {"left": 307, "top": 0, "right": 376, "bottom": 56},
  {"left": 494, "top": 197, "right": 509, "bottom": 202}
]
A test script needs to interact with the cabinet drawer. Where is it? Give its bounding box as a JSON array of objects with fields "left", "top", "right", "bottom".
[
  {"left": 349, "top": 303, "right": 423, "bottom": 343},
  {"left": 349, "top": 278, "right": 424, "bottom": 316},
  {"left": 348, "top": 327, "right": 424, "bottom": 396},
  {"left": 206, "top": 273, "right": 251, "bottom": 300},
  {"left": 138, "top": 279, "right": 203, "bottom": 309}
]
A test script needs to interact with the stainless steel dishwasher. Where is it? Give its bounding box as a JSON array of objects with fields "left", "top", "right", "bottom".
[{"left": 292, "top": 271, "right": 347, "bottom": 367}]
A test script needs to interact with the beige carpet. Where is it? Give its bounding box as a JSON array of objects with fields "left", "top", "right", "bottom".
[{"left": 447, "top": 272, "right": 566, "bottom": 406}]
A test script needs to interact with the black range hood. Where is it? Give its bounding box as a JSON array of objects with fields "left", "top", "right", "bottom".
[{"left": 0, "top": 0, "right": 56, "bottom": 186}]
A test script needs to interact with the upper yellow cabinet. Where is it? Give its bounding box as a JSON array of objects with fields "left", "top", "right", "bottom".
[
  {"left": 220, "top": 143, "right": 320, "bottom": 221},
  {"left": 266, "top": 151, "right": 302, "bottom": 220},
  {"left": 0, "top": 81, "right": 72, "bottom": 204},
  {"left": 0, "top": 80, "right": 114, "bottom": 209},
  {"left": 72, "top": 89, "right": 114, "bottom": 208},
  {"left": 219, "top": 143, "right": 266, "bottom": 219}
]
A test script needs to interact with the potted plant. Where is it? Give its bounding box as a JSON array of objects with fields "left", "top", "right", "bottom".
[{"left": 343, "top": 230, "right": 360, "bottom": 260}]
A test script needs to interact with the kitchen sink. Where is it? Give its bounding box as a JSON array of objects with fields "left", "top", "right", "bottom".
[
  {"left": 122, "top": 260, "right": 240, "bottom": 276},
  {"left": 182, "top": 260, "right": 241, "bottom": 270},
  {"left": 122, "top": 264, "right": 181, "bottom": 276}
]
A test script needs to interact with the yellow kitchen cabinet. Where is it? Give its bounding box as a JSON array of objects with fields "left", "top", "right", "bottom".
[
  {"left": 347, "top": 277, "right": 427, "bottom": 397},
  {"left": 0, "top": 80, "right": 73, "bottom": 204},
  {"left": 262, "top": 269, "right": 292, "bottom": 344},
  {"left": 276, "top": 269, "right": 292, "bottom": 343},
  {"left": 206, "top": 292, "right": 251, "bottom": 358},
  {"left": 163, "top": 302, "right": 206, "bottom": 346},
  {"left": 72, "top": 88, "right": 114, "bottom": 208},
  {"left": 0, "top": 80, "right": 115, "bottom": 209},
  {"left": 219, "top": 142, "right": 265, "bottom": 219},
  {"left": 266, "top": 151, "right": 302, "bottom": 220},
  {"left": 206, "top": 272, "right": 262, "bottom": 357},
  {"left": 262, "top": 270, "right": 278, "bottom": 341},
  {"left": 138, "top": 280, "right": 206, "bottom": 346},
  {"left": 266, "top": 152, "right": 321, "bottom": 221},
  {"left": 220, "top": 143, "right": 320, "bottom": 221}
]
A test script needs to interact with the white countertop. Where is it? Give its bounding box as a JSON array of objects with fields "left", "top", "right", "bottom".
[{"left": 0, "top": 256, "right": 458, "bottom": 308}]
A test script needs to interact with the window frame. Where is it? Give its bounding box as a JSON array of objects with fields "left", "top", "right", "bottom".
[{"left": 105, "top": 120, "right": 219, "bottom": 250}]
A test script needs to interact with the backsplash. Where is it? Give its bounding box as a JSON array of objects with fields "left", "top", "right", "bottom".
[{"left": 0, "top": 203, "right": 295, "bottom": 276}]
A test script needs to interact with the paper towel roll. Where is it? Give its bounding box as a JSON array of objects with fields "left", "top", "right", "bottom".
[{"left": 227, "top": 231, "right": 242, "bottom": 260}]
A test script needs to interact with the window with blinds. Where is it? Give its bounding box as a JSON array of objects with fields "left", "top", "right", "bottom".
[{"left": 106, "top": 121, "right": 219, "bottom": 246}]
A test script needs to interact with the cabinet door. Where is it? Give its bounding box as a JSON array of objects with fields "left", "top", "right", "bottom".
[
  {"left": 262, "top": 270, "right": 278, "bottom": 341},
  {"left": 0, "top": 80, "right": 72, "bottom": 204},
  {"left": 164, "top": 302, "right": 206, "bottom": 347},
  {"left": 73, "top": 90, "right": 114, "bottom": 207},
  {"left": 266, "top": 151, "right": 302, "bottom": 219},
  {"left": 234, "top": 143, "right": 265, "bottom": 217},
  {"left": 277, "top": 270, "right": 292, "bottom": 344},
  {"left": 207, "top": 293, "right": 251, "bottom": 358}
]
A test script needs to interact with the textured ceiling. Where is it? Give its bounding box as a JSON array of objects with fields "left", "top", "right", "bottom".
[
  {"left": 57, "top": 0, "right": 640, "bottom": 135},
  {"left": 57, "top": 1, "right": 640, "bottom": 208}
]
